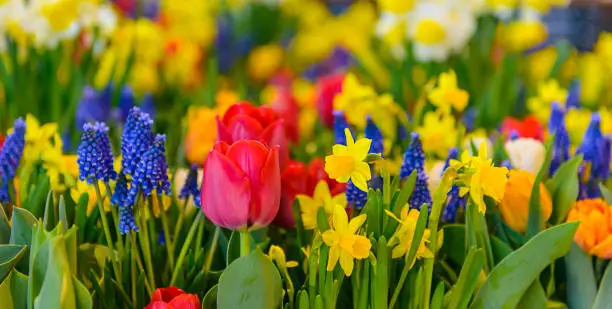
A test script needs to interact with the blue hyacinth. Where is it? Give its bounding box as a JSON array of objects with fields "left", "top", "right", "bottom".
[
  {"left": 77, "top": 122, "right": 117, "bottom": 184},
  {"left": 441, "top": 148, "right": 466, "bottom": 222},
  {"left": 346, "top": 180, "right": 368, "bottom": 209},
  {"left": 576, "top": 113, "right": 612, "bottom": 199},
  {"left": 179, "top": 164, "right": 201, "bottom": 208},
  {"left": 118, "top": 206, "right": 139, "bottom": 234},
  {"left": 333, "top": 110, "right": 353, "bottom": 145},
  {"left": 365, "top": 116, "right": 384, "bottom": 155},
  {"left": 548, "top": 103, "right": 570, "bottom": 176},
  {"left": 75, "top": 86, "right": 111, "bottom": 130},
  {"left": 400, "top": 133, "right": 431, "bottom": 210},
  {"left": 0, "top": 118, "right": 26, "bottom": 204},
  {"left": 121, "top": 107, "right": 154, "bottom": 175},
  {"left": 111, "top": 173, "right": 129, "bottom": 206},
  {"left": 125, "top": 134, "right": 171, "bottom": 206}
]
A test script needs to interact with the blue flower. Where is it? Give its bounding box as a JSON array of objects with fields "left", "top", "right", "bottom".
[
  {"left": 566, "top": 81, "right": 580, "bottom": 109},
  {"left": 77, "top": 122, "right": 117, "bottom": 184},
  {"left": 346, "top": 180, "right": 368, "bottom": 209},
  {"left": 400, "top": 133, "right": 431, "bottom": 210},
  {"left": 576, "top": 112, "right": 611, "bottom": 199},
  {"left": 441, "top": 148, "right": 466, "bottom": 222},
  {"left": 179, "top": 164, "right": 201, "bottom": 207},
  {"left": 121, "top": 107, "right": 154, "bottom": 175},
  {"left": 365, "top": 115, "right": 384, "bottom": 155},
  {"left": 548, "top": 103, "right": 570, "bottom": 176},
  {"left": 111, "top": 173, "right": 129, "bottom": 206},
  {"left": 75, "top": 86, "right": 111, "bottom": 130},
  {"left": 333, "top": 110, "right": 353, "bottom": 145},
  {"left": 118, "top": 206, "right": 139, "bottom": 234},
  {"left": 0, "top": 118, "right": 26, "bottom": 204},
  {"left": 125, "top": 134, "right": 171, "bottom": 206}
]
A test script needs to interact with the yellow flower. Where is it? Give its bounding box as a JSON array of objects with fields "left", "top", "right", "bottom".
[
  {"left": 499, "top": 20, "right": 547, "bottom": 53},
  {"left": 500, "top": 170, "right": 552, "bottom": 233},
  {"left": 333, "top": 73, "right": 378, "bottom": 129},
  {"left": 595, "top": 32, "right": 612, "bottom": 73},
  {"left": 523, "top": 0, "right": 568, "bottom": 14},
  {"left": 565, "top": 108, "right": 590, "bottom": 145},
  {"left": 385, "top": 206, "right": 435, "bottom": 261},
  {"left": 248, "top": 44, "right": 284, "bottom": 82},
  {"left": 527, "top": 79, "right": 568, "bottom": 123},
  {"left": 427, "top": 70, "right": 469, "bottom": 113},
  {"left": 525, "top": 46, "right": 557, "bottom": 85},
  {"left": 163, "top": 39, "right": 202, "bottom": 89},
  {"left": 325, "top": 129, "right": 372, "bottom": 192},
  {"left": 43, "top": 145, "right": 78, "bottom": 193},
  {"left": 452, "top": 143, "right": 508, "bottom": 214},
  {"left": 296, "top": 181, "right": 347, "bottom": 230},
  {"left": 268, "top": 245, "right": 299, "bottom": 268},
  {"left": 377, "top": 0, "right": 414, "bottom": 13},
  {"left": 184, "top": 106, "right": 219, "bottom": 165},
  {"left": 322, "top": 205, "right": 371, "bottom": 276},
  {"left": 417, "top": 110, "right": 458, "bottom": 158},
  {"left": 70, "top": 180, "right": 111, "bottom": 215},
  {"left": 40, "top": 0, "right": 80, "bottom": 32},
  {"left": 23, "top": 114, "right": 59, "bottom": 166},
  {"left": 578, "top": 53, "right": 604, "bottom": 107}
]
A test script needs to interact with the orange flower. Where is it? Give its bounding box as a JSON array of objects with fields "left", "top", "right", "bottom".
[
  {"left": 567, "top": 199, "right": 612, "bottom": 259},
  {"left": 184, "top": 107, "right": 218, "bottom": 165},
  {"left": 499, "top": 170, "right": 552, "bottom": 233}
]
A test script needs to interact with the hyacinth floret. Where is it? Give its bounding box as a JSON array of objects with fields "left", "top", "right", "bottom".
[
  {"left": 548, "top": 102, "right": 570, "bottom": 175},
  {"left": 179, "top": 164, "right": 201, "bottom": 203},
  {"left": 441, "top": 148, "right": 465, "bottom": 222},
  {"left": 118, "top": 206, "right": 139, "bottom": 234},
  {"left": 576, "top": 113, "right": 612, "bottom": 199},
  {"left": 400, "top": 133, "right": 431, "bottom": 210},
  {"left": 121, "top": 107, "right": 154, "bottom": 175},
  {"left": 125, "top": 134, "right": 171, "bottom": 206},
  {"left": 333, "top": 110, "right": 354, "bottom": 145},
  {"left": 77, "top": 122, "right": 117, "bottom": 184},
  {"left": 0, "top": 118, "right": 26, "bottom": 204},
  {"left": 346, "top": 180, "right": 368, "bottom": 209},
  {"left": 111, "top": 173, "right": 129, "bottom": 206},
  {"left": 365, "top": 115, "right": 384, "bottom": 155}
]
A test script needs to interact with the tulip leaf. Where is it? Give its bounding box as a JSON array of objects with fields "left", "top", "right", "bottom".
[
  {"left": 226, "top": 232, "right": 255, "bottom": 267},
  {"left": 58, "top": 195, "right": 68, "bottom": 232},
  {"left": 202, "top": 284, "right": 218, "bottom": 309},
  {"left": 489, "top": 236, "right": 512, "bottom": 265},
  {"left": 447, "top": 247, "right": 484, "bottom": 309},
  {"left": 0, "top": 206, "right": 10, "bottom": 244},
  {"left": 593, "top": 258, "right": 612, "bottom": 309},
  {"left": 217, "top": 248, "right": 283, "bottom": 309},
  {"left": 0, "top": 245, "right": 27, "bottom": 282},
  {"left": 565, "top": 243, "right": 596, "bottom": 309},
  {"left": 470, "top": 222, "right": 578, "bottom": 308},
  {"left": 10, "top": 207, "right": 37, "bottom": 246},
  {"left": 0, "top": 269, "right": 28, "bottom": 309},
  {"left": 526, "top": 135, "right": 554, "bottom": 239},
  {"left": 548, "top": 155, "right": 582, "bottom": 224},
  {"left": 441, "top": 224, "right": 466, "bottom": 266},
  {"left": 599, "top": 183, "right": 612, "bottom": 205},
  {"left": 73, "top": 275, "right": 92, "bottom": 309},
  {"left": 34, "top": 237, "right": 76, "bottom": 309},
  {"left": 517, "top": 281, "right": 547, "bottom": 309},
  {"left": 430, "top": 282, "right": 445, "bottom": 309}
]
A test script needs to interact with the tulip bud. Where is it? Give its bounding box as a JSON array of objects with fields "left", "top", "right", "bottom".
[
  {"left": 499, "top": 170, "right": 552, "bottom": 233},
  {"left": 201, "top": 140, "right": 281, "bottom": 230},
  {"left": 504, "top": 138, "right": 546, "bottom": 175}
]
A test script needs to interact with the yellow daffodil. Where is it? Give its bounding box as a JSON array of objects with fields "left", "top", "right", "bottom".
[
  {"left": 417, "top": 110, "right": 458, "bottom": 158},
  {"left": 499, "top": 20, "right": 547, "bottom": 53},
  {"left": 325, "top": 129, "right": 372, "bottom": 192},
  {"left": 296, "top": 180, "right": 347, "bottom": 230},
  {"left": 248, "top": 44, "right": 284, "bottom": 82},
  {"left": 333, "top": 73, "right": 378, "bottom": 129},
  {"left": 70, "top": 180, "right": 111, "bottom": 215},
  {"left": 565, "top": 108, "right": 590, "bottom": 145},
  {"left": 385, "top": 206, "right": 434, "bottom": 262},
  {"left": 268, "top": 245, "right": 299, "bottom": 269},
  {"left": 527, "top": 79, "right": 568, "bottom": 123},
  {"left": 43, "top": 144, "right": 78, "bottom": 193},
  {"left": 322, "top": 205, "right": 371, "bottom": 276},
  {"left": 427, "top": 70, "right": 469, "bottom": 113},
  {"left": 23, "top": 114, "right": 59, "bottom": 165},
  {"left": 525, "top": 46, "right": 557, "bottom": 85},
  {"left": 595, "top": 32, "right": 612, "bottom": 74},
  {"left": 578, "top": 52, "right": 604, "bottom": 106},
  {"left": 451, "top": 143, "right": 508, "bottom": 214}
]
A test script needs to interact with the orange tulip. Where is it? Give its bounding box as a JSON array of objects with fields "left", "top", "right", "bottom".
[
  {"left": 567, "top": 198, "right": 612, "bottom": 259},
  {"left": 499, "top": 170, "right": 552, "bottom": 233}
]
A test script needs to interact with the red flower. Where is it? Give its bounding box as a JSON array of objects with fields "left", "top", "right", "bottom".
[
  {"left": 269, "top": 88, "right": 300, "bottom": 144},
  {"left": 501, "top": 116, "right": 543, "bottom": 141},
  {"left": 217, "top": 102, "right": 289, "bottom": 169},
  {"left": 273, "top": 158, "right": 346, "bottom": 228},
  {"left": 201, "top": 140, "right": 281, "bottom": 230},
  {"left": 0, "top": 135, "right": 5, "bottom": 149},
  {"left": 316, "top": 74, "right": 344, "bottom": 127},
  {"left": 145, "top": 287, "right": 200, "bottom": 309}
]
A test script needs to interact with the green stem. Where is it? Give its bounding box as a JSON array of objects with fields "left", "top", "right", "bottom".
[
  {"left": 240, "top": 230, "right": 251, "bottom": 257},
  {"left": 170, "top": 212, "right": 203, "bottom": 286},
  {"left": 140, "top": 201, "right": 156, "bottom": 290},
  {"left": 422, "top": 197, "right": 445, "bottom": 309},
  {"left": 105, "top": 182, "right": 124, "bottom": 258},
  {"left": 203, "top": 226, "right": 220, "bottom": 273},
  {"left": 93, "top": 181, "right": 121, "bottom": 281},
  {"left": 389, "top": 261, "right": 409, "bottom": 309},
  {"left": 172, "top": 198, "right": 190, "bottom": 244},
  {"left": 130, "top": 233, "right": 137, "bottom": 305},
  {"left": 157, "top": 194, "right": 175, "bottom": 270}
]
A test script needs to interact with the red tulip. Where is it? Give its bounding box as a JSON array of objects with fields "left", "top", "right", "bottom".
[
  {"left": 201, "top": 140, "right": 281, "bottom": 230},
  {"left": 316, "top": 74, "right": 344, "bottom": 127},
  {"left": 145, "top": 287, "right": 200, "bottom": 309},
  {"left": 0, "top": 135, "right": 5, "bottom": 149},
  {"left": 269, "top": 88, "right": 300, "bottom": 144},
  {"left": 273, "top": 158, "right": 346, "bottom": 228},
  {"left": 217, "top": 102, "right": 289, "bottom": 169},
  {"left": 501, "top": 116, "right": 543, "bottom": 141}
]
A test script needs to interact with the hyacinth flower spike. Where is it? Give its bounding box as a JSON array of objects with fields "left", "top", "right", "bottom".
[
  {"left": 121, "top": 107, "right": 154, "bottom": 176},
  {"left": 441, "top": 148, "right": 466, "bottom": 222},
  {"left": 400, "top": 133, "right": 432, "bottom": 210},
  {"left": 548, "top": 102, "right": 570, "bottom": 176},
  {"left": 576, "top": 113, "right": 611, "bottom": 199},
  {"left": 333, "top": 110, "right": 354, "bottom": 146},
  {"left": 0, "top": 118, "right": 26, "bottom": 205}
]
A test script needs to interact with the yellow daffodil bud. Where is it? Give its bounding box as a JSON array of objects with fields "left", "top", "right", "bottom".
[{"left": 499, "top": 170, "right": 552, "bottom": 233}]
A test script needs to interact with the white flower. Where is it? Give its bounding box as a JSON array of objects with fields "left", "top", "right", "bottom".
[
  {"left": 505, "top": 138, "right": 545, "bottom": 175},
  {"left": 0, "top": 0, "right": 27, "bottom": 51},
  {"left": 427, "top": 160, "right": 445, "bottom": 193}
]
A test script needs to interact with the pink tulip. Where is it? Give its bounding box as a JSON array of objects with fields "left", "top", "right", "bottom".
[
  {"left": 145, "top": 287, "right": 200, "bottom": 309},
  {"left": 201, "top": 140, "right": 281, "bottom": 230}
]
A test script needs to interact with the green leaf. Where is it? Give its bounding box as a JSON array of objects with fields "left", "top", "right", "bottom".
[
  {"left": 58, "top": 196, "right": 68, "bottom": 231},
  {"left": 0, "top": 269, "right": 28, "bottom": 309},
  {"left": 526, "top": 135, "right": 554, "bottom": 238},
  {"left": 441, "top": 225, "right": 466, "bottom": 266},
  {"left": 405, "top": 206, "right": 429, "bottom": 268},
  {"left": 73, "top": 276, "right": 92, "bottom": 309},
  {"left": 226, "top": 232, "right": 255, "bottom": 267},
  {"left": 316, "top": 206, "right": 330, "bottom": 232},
  {"left": 517, "top": 282, "right": 547, "bottom": 309},
  {"left": 0, "top": 206, "right": 10, "bottom": 244},
  {"left": 202, "top": 284, "right": 218, "bottom": 309},
  {"left": 448, "top": 247, "right": 484, "bottom": 309},
  {"left": 593, "top": 259, "right": 612, "bottom": 309},
  {"left": 490, "top": 236, "right": 513, "bottom": 265},
  {"left": 298, "top": 290, "right": 309, "bottom": 309},
  {"left": 10, "top": 207, "right": 37, "bottom": 246},
  {"left": 466, "top": 202, "right": 494, "bottom": 273},
  {"left": 599, "top": 183, "right": 612, "bottom": 205},
  {"left": 34, "top": 237, "right": 76, "bottom": 309},
  {"left": 564, "top": 243, "right": 596, "bottom": 309},
  {"left": 365, "top": 190, "right": 382, "bottom": 237},
  {"left": 217, "top": 248, "right": 283, "bottom": 309},
  {"left": 0, "top": 245, "right": 27, "bottom": 282},
  {"left": 548, "top": 155, "right": 582, "bottom": 224},
  {"left": 470, "top": 222, "right": 579, "bottom": 308},
  {"left": 431, "top": 282, "right": 445, "bottom": 309}
]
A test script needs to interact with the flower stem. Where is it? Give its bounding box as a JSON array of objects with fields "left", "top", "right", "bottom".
[
  {"left": 105, "top": 182, "right": 125, "bottom": 258},
  {"left": 93, "top": 181, "right": 121, "bottom": 281},
  {"left": 140, "top": 200, "right": 156, "bottom": 290},
  {"left": 240, "top": 230, "right": 251, "bottom": 257},
  {"left": 157, "top": 194, "right": 175, "bottom": 270},
  {"left": 203, "top": 226, "right": 220, "bottom": 273},
  {"left": 170, "top": 211, "right": 203, "bottom": 286},
  {"left": 172, "top": 198, "right": 190, "bottom": 244},
  {"left": 130, "top": 233, "right": 137, "bottom": 304}
]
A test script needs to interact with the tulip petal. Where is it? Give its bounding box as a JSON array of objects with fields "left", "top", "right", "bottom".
[
  {"left": 201, "top": 149, "right": 251, "bottom": 230},
  {"left": 251, "top": 146, "right": 281, "bottom": 228},
  {"left": 145, "top": 301, "right": 175, "bottom": 309},
  {"left": 222, "top": 101, "right": 258, "bottom": 123},
  {"left": 151, "top": 287, "right": 185, "bottom": 303},
  {"left": 259, "top": 119, "right": 289, "bottom": 169},
  {"left": 226, "top": 140, "right": 269, "bottom": 182},
  {"left": 215, "top": 116, "right": 233, "bottom": 143},
  {"left": 228, "top": 114, "right": 264, "bottom": 141},
  {"left": 168, "top": 294, "right": 201, "bottom": 309}
]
